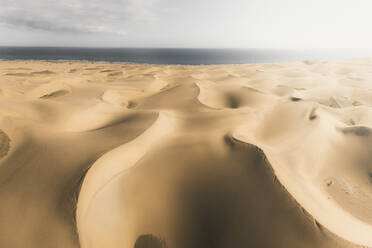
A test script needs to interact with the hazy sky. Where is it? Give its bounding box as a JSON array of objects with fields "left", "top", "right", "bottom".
[{"left": 0, "top": 0, "right": 371, "bottom": 48}]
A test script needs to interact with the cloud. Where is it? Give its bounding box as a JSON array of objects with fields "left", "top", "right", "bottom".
[{"left": 0, "top": 0, "right": 158, "bottom": 35}]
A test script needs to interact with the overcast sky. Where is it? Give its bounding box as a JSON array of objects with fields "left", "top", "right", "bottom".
[{"left": 0, "top": 0, "right": 371, "bottom": 48}]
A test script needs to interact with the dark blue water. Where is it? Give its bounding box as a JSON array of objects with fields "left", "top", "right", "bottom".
[{"left": 0, "top": 47, "right": 371, "bottom": 65}]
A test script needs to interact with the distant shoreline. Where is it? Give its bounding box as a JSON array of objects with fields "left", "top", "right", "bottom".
[
  {"left": 1, "top": 57, "right": 372, "bottom": 67},
  {"left": 1, "top": 47, "right": 372, "bottom": 65}
]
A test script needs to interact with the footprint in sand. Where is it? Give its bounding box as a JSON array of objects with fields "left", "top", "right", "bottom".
[{"left": 0, "top": 130, "right": 10, "bottom": 159}]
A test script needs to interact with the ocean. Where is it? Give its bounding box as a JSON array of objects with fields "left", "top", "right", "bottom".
[{"left": 0, "top": 47, "right": 371, "bottom": 65}]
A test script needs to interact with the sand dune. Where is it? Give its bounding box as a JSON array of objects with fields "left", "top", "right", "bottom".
[{"left": 1, "top": 59, "right": 372, "bottom": 247}]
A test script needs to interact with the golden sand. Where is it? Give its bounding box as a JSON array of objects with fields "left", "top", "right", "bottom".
[{"left": 0, "top": 59, "right": 372, "bottom": 248}]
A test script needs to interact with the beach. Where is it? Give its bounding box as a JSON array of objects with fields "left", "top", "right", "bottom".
[{"left": 1, "top": 59, "right": 372, "bottom": 248}]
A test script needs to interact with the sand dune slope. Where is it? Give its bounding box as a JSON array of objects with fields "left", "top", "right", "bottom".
[{"left": 1, "top": 60, "right": 372, "bottom": 248}]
